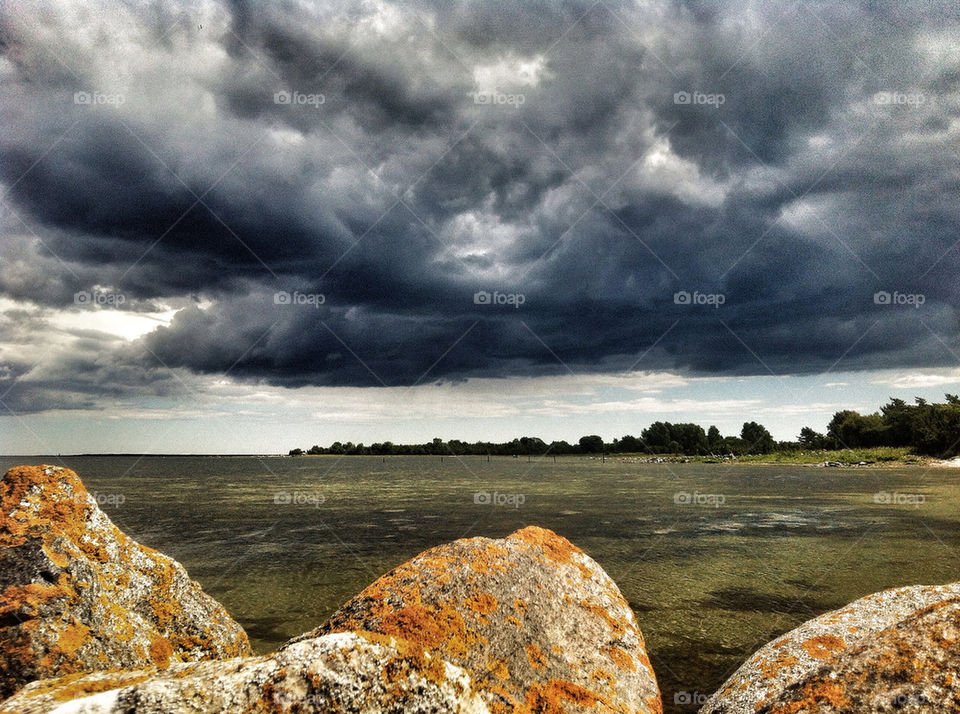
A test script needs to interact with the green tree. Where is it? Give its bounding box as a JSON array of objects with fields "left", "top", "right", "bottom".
[
  {"left": 578, "top": 435, "right": 604, "bottom": 453},
  {"left": 740, "top": 421, "right": 775, "bottom": 454},
  {"left": 707, "top": 425, "right": 723, "bottom": 452},
  {"left": 797, "top": 426, "right": 828, "bottom": 449},
  {"left": 640, "top": 422, "right": 673, "bottom": 452}
]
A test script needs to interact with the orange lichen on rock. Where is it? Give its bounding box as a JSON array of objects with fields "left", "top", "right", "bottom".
[
  {"left": 606, "top": 646, "right": 635, "bottom": 672},
  {"left": 768, "top": 680, "right": 851, "bottom": 714},
  {"left": 489, "top": 658, "right": 511, "bottom": 680},
  {"left": 523, "top": 678, "right": 604, "bottom": 714},
  {"left": 309, "top": 525, "right": 660, "bottom": 714},
  {"left": 0, "top": 464, "right": 251, "bottom": 699},
  {"left": 702, "top": 584, "right": 960, "bottom": 714},
  {"left": 526, "top": 644, "right": 547, "bottom": 670},
  {"left": 466, "top": 592, "right": 499, "bottom": 616},
  {"left": 512, "top": 526, "right": 584, "bottom": 565},
  {"left": 759, "top": 651, "right": 799, "bottom": 679},
  {"left": 55, "top": 621, "right": 91, "bottom": 656},
  {"left": 800, "top": 634, "right": 847, "bottom": 659},
  {"left": 148, "top": 636, "right": 174, "bottom": 668}
]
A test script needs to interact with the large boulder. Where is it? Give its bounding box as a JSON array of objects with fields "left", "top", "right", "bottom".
[
  {"left": 301, "top": 525, "right": 662, "bottom": 714},
  {"left": 700, "top": 583, "right": 960, "bottom": 713},
  {"left": 0, "top": 465, "right": 251, "bottom": 699},
  {"left": 0, "top": 631, "right": 490, "bottom": 714}
]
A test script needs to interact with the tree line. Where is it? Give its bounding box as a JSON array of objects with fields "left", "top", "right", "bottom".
[
  {"left": 289, "top": 395, "right": 960, "bottom": 458},
  {"left": 805, "top": 395, "right": 960, "bottom": 457},
  {"left": 290, "top": 422, "right": 778, "bottom": 456}
]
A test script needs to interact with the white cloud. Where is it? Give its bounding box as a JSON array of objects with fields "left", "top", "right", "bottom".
[
  {"left": 870, "top": 370, "right": 960, "bottom": 389},
  {"left": 473, "top": 53, "right": 549, "bottom": 92}
]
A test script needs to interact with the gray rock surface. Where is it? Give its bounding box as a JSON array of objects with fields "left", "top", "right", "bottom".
[
  {"left": 700, "top": 583, "right": 960, "bottom": 713},
  {"left": 0, "top": 465, "right": 251, "bottom": 699},
  {"left": 305, "top": 525, "right": 662, "bottom": 714},
  {"left": 0, "top": 631, "right": 490, "bottom": 713}
]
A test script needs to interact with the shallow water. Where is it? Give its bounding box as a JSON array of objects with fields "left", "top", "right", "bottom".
[{"left": 5, "top": 455, "right": 959, "bottom": 713}]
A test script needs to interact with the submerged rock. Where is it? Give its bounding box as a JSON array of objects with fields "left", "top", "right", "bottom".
[
  {"left": 0, "top": 631, "right": 490, "bottom": 713},
  {"left": 302, "top": 525, "right": 662, "bottom": 714},
  {"left": 0, "top": 465, "right": 251, "bottom": 699},
  {"left": 700, "top": 582, "right": 960, "bottom": 713}
]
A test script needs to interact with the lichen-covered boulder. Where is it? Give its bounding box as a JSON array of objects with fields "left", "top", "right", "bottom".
[
  {"left": 0, "top": 631, "right": 490, "bottom": 713},
  {"left": 0, "top": 465, "right": 251, "bottom": 699},
  {"left": 300, "top": 525, "right": 662, "bottom": 714},
  {"left": 700, "top": 583, "right": 960, "bottom": 713}
]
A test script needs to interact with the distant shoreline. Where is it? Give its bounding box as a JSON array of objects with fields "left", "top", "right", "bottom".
[{"left": 5, "top": 449, "right": 955, "bottom": 468}]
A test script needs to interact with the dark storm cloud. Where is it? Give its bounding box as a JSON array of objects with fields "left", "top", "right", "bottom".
[{"left": 1, "top": 0, "right": 959, "bottom": 410}]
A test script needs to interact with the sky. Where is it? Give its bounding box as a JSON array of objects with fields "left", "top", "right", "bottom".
[{"left": 1, "top": 0, "right": 959, "bottom": 454}]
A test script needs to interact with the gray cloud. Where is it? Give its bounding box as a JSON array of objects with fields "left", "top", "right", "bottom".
[{"left": 1, "top": 0, "right": 959, "bottom": 412}]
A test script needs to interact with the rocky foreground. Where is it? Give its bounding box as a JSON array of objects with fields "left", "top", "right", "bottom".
[
  {"left": 0, "top": 465, "right": 250, "bottom": 700},
  {"left": 1, "top": 465, "right": 959, "bottom": 713}
]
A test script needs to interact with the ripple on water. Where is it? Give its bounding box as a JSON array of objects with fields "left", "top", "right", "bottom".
[{"left": 695, "top": 510, "right": 853, "bottom": 534}]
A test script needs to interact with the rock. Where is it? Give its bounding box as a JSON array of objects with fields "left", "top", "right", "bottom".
[
  {"left": 0, "top": 465, "right": 251, "bottom": 699},
  {"left": 700, "top": 582, "right": 960, "bottom": 713},
  {"left": 300, "top": 525, "right": 662, "bottom": 714},
  {"left": 0, "top": 631, "right": 490, "bottom": 713}
]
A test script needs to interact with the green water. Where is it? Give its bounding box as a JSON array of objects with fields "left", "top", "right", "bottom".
[{"left": 4, "top": 455, "right": 959, "bottom": 713}]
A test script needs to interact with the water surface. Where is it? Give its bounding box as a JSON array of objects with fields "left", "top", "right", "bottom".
[{"left": 4, "top": 455, "right": 958, "bottom": 713}]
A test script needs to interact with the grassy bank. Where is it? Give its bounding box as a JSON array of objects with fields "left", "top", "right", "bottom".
[{"left": 609, "top": 447, "right": 922, "bottom": 466}]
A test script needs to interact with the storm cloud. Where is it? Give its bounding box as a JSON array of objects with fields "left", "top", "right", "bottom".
[{"left": 1, "top": 0, "right": 959, "bottom": 412}]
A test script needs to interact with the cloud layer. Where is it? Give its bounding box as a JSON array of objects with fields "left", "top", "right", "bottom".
[{"left": 1, "top": 0, "right": 959, "bottom": 412}]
